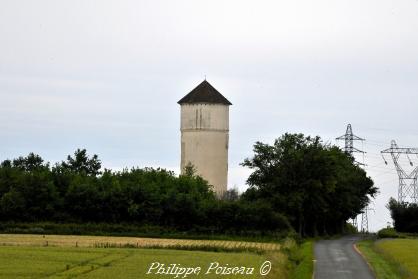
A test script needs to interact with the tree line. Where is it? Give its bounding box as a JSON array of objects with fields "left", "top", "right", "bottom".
[
  {"left": 387, "top": 198, "right": 418, "bottom": 233},
  {"left": 0, "top": 149, "right": 289, "bottom": 235},
  {"left": 0, "top": 133, "right": 377, "bottom": 237}
]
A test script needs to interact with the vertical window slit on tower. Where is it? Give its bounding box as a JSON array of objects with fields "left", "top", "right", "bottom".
[{"left": 200, "top": 108, "right": 202, "bottom": 128}]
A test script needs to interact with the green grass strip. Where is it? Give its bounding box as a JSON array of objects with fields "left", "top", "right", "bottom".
[
  {"left": 289, "top": 241, "right": 314, "bottom": 279},
  {"left": 356, "top": 240, "right": 401, "bottom": 279}
]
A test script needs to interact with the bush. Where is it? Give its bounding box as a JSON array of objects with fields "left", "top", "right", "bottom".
[
  {"left": 344, "top": 223, "right": 358, "bottom": 234},
  {"left": 377, "top": 228, "right": 399, "bottom": 238}
]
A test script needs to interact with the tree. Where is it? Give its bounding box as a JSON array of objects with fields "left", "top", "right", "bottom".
[
  {"left": 1, "top": 160, "right": 11, "bottom": 168},
  {"left": 183, "top": 162, "right": 197, "bottom": 177},
  {"left": 220, "top": 187, "right": 240, "bottom": 201},
  {"left": 61, "top": 149, "right": 102, "bottom": 176},
  {"left": 0, "top": 149, "right": 295, "bottom": 235},
  {"left": 65, "top": 177, "right": 101, "bottom": 221},
  {"left": 387, "top": 198, "right": 418, "bottom": 233},
  {"left": 0, "top": 188, "right": 25, "bottom": 219},
  {"left": 12, "top": 153, "right": 49, "bottom": 171},
  {"left": 241, "top": 133, "right": 377, "bottom": 236}
]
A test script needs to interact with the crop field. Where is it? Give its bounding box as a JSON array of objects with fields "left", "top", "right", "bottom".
[
  {"left": 375, "top": 239, "right": 418, "bottom": 278},
  {"left": 0, "top": 234, "right": 286, "bottom": 278},
  {"left": 0, "top": 234, "right": 280, "bottom": 251}
]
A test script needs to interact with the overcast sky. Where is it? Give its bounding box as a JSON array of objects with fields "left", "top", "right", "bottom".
[{"left": 1, "top": 0, "right": 418, "bottom": 231}]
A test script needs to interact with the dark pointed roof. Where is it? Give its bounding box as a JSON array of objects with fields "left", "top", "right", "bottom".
[{"left": 178, "top": 80, "right": 232, "bottom": 105}]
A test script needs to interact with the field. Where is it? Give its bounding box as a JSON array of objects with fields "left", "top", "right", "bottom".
[
  {"left": 0, "top": 234, "right": 286, "bottom": 279},
  {"left": 357, "top": 239, "right": 418, "bottom": 279},
  {"left": 376, "top": 239, "right": 418, "bottom": 278},
  {"left": 0, "top": 234, "right": 280, "bottom": 251},
  {"left": 356, "top": 240, "right": 401, "bottom": 279}
]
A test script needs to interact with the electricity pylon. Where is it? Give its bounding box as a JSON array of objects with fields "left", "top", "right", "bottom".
[
  {"left": 336, "top": 124, "right": 367, "bottom": 230},
  {"left": 360, "top": 208, "right": 369, "bottom": 233},
  {"left": 336, "top": 124, "right": 365, "bottom": 165},
  {"left": 381, "top": 140, "right": 418, "bottom": 203}
]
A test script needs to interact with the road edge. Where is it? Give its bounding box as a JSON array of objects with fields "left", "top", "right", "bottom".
[{"left": 353, "top": 242, "right": 376, "bottom": 278}]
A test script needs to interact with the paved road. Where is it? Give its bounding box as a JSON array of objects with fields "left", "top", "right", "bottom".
[{"left": 314, "top": 235, "right": 375, "bottom": 279}]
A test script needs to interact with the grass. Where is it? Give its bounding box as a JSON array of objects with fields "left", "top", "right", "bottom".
[
  {"left": 357, "top": 239, "right": 418, "bottom": 279},
  {"left": 0, "top": 246, "right": 281, "bottom": 278},
  {"left": 0, "top": 234, "right": 290, "bottom": 278},
  {"left": 288, "top": 241, "right": 314, "bottom": 279},
  {"left": 357, "top": 240, "right": 401, "bottom": 279},
  {"left": 376, "top": 239, "right": 418, "bottom": 278}
]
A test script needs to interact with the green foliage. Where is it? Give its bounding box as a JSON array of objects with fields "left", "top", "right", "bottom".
[
  {"left": 60, "top": 148, "right": 102, "bottom": 176},
  {"left": 387, "top": 198, "right": 418, "bottom": 233},
  {"left": 12, "top": 153, "right": 49, "bottom": 172},
  {"left": 220, "top": 188, "right": 240, "bottom": 201},
  {"left": 0, "top": 150, "right": 290, "bottom": 236},
  {"left": 183, "top": 162, "right": 197, "bottom": 177},
  {"left": 345, "top": 223, "right": 358, "bottom": 234},
  {"left": 377, "top": 228, "right": 400, "bottom": 239},
  {"left": 241, "top": 133, "right": 377, "bottom": 237},
  {"left": 0, "top": 133, "right": 375, "bottom": 239},
  {"left": 0, "top": 189, "right": 25, "bottom": 219},
  {"left": 211, "top": 200, "right": 291, "bottom": 233},
  {"left": 288, "top": 241, "right": 314, "bottom": 279}
]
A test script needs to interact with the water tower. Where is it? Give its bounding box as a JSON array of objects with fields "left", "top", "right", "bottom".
[{"left": 178, "top": 80, "right": 232, "bottom": 195}]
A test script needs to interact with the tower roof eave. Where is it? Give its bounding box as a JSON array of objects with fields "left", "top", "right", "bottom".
[{"left": 178, "top": 80, "right": 232, "bottom": 105}]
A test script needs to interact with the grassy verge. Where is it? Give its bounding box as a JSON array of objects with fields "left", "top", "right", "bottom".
[
  {"left": 357, "top": 240, "right": 401, "bottom": 279},
  {"left": 288, "top": 240, "right": 314, "bottom": 279}
]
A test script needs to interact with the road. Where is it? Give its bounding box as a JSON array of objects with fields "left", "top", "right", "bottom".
[{"left": 314, "top": 235, "right": 375, "bottom": 279}]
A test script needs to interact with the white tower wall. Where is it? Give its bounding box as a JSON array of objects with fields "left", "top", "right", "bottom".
[{"left": 180, "top": 104, "right": 229, "bottom": 195}]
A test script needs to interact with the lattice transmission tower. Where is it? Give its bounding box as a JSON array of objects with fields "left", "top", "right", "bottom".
[
  {"left": 336, "top": 124, "right": 369, "bottom": 232},
  {"left": 360, "top": 208, "right": 369, "bottom": 233},
  {"left": 336, "top": 124, "right": 365, "bottom": 164},
  {"left": 381, "top": 140, "right": 418, "bottom": 204}
]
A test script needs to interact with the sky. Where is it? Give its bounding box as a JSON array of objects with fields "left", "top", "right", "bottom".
[{"left": 1, "top": 0, "right": 418, "bottom": 232}]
